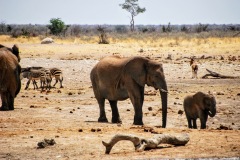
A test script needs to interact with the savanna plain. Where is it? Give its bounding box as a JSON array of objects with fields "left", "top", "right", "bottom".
[{"left": 0, "top": 34, "right": 240, "bottom": 159}]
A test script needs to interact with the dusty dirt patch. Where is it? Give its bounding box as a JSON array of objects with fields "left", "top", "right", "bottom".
[{"left": 0, "top": 43, "right": 240, "bottom": 159}]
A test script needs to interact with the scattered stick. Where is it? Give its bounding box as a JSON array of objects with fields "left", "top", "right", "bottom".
[
  {"left": 202, "top": 69, "right": 239, "bottom": 79},
  {"left": 102, "top": 133, "right": 190, "bottom": 154}
]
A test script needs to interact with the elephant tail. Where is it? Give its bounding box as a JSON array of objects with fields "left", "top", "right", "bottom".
[{"left": 15, "top": 64, "right": 22, "bottom": 96}]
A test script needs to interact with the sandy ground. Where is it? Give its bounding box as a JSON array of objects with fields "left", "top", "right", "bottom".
[{"left": 0, "top": 42, "right": 240, "bottom": 159}]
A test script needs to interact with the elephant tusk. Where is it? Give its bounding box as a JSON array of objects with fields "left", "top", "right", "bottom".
[{"left": 160, "top": 89, "right": 168, "bottom": 93}]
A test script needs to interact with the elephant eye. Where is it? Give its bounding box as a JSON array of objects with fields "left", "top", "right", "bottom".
[{"left": 155, "top": 75, "right": 159, "bottom": 78}]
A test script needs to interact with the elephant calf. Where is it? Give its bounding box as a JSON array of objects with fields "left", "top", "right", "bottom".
[{"left": 183, "top": 92, "right": 216, "bottom": 129}]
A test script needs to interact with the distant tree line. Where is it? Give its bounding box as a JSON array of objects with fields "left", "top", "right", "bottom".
[{"left": 0, "top": 21, "right": 240, "bottom": 38}]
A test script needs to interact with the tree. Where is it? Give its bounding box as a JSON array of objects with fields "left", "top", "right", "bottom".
[
  {"left": 48, "top": 18, "right": 66, "bottom": 35},
  {"left": 162, "top": 23, "right": 172, "bottom": 33},
  {"left": 119, "top": 0, "right": 146, "bottom": 32}
]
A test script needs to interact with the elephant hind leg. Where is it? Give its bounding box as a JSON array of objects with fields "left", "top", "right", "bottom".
[
  {"left": 0, "top": 92, "right": 9, "bottom": 111},
  {"left": 193, "top": 119, "right": 197, "bottom": 129},
  {"left": 7, "top": 92, "right": 14, "bottom": 110},
  {"left": 187, "top": 117, "right": 193, "bottom": 128},
  {"left": 97, "top": 98, "right": 108, "bottom": 123},
  {"left": 200, "top": 114, "right": 208, "bottom": 129},
  {"left": 109, "top": 100, "right": 122, "bottom": 124}
]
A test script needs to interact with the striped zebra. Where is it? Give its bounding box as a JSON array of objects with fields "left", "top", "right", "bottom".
[
  {"left": 40, "top": 68, "right": 52, "bottom": 90},
  {"left": 49, "top": 68, "right": 63, "bottom": 88},
  {"left": 22, "top": 67, "right": 52, "bottom": 90}
]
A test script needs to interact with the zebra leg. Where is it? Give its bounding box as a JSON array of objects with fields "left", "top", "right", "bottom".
[
  {"left": 40, "top": 80, "right": 45, "bottom": 91},
  {"left": 35, "top": 80, "right": 39, "bottom": 89},
  {"left": 33, "top": 80, "right": 38, "bottom": 90},
  {"left": 60, "top": 77, "right": 63, "bottom": 88},
  {"left": 25, "top": 79, "right": 31, "bottom": 90},
  {"left": 53, "top": 79, "right": 58, "bottom": 87},
  {"left": 48, "top": 78, "right": 52, "bottom": 90},
  {"left": 46, "top": 80, "right": 50, "bottom": 90}
]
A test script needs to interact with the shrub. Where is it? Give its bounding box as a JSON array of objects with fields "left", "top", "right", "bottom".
[
  {"left": 196, "top": 23, "right": 208, "bottom": 33},
  {"left": 48, "top": 18, "right": 66, "bottom": 36},
  {"left": 162, "top": 23, "right": 172, "bottom": 32}
]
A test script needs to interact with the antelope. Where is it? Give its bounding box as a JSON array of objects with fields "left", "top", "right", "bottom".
[{"left": 190, "top": 58, "right": 198, "bottom": 79}]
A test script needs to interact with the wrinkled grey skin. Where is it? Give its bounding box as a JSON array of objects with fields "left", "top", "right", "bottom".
[
  {"left": 90, "top": 56, "right": 168, "bottom": 127},
  {"left": 0, "top": 45, "right": 21, "bottom": 111},
  {"left": 183, "top": 92, "right": 216, "bottom": 129}
]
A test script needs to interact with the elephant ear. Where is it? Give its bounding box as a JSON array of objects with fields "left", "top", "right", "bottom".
[
  {"left": 203, "top": 96, "right": 213, "bottom": 109},
  {"left": 193, "top": 92, "right": 207, "bottom": 108},
  {"left": 12, "top": 44, "right": 20, "bottom": 62},
  {"left": 123, "top": 57, "right": 147, "bottom": 87}
]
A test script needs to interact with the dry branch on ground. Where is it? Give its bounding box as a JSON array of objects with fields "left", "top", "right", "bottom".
[
  {"left": 202, "top": 69, "right": 240, "bottom": 79},
  {"left": 102, "top": 133, "right": 190, "bottom": 154}
]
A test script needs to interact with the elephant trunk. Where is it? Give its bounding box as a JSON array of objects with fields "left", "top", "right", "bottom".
[
  {"left": 208, "top": 107, "right": 216, "bottom": 117},
  {"left": 159, "top": 82, "right": 168, "bottom": 128}
]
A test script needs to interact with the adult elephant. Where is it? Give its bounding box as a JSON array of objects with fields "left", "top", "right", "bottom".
[
  {"left": 0, "top": 45, "right": 21, "bottom": 111},
  {"left": 90, "top": 56, "right": 168, "bottom": 127},
  {"left": 183, "top": 92, "right": 217, "bottom": 129}
]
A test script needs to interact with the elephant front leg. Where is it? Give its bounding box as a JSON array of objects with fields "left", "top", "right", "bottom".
[
  {"left": 200, "top": 113, "right": 208, "bottom": 129},
  {"left": 97, "top": 98, "right": 108, "bottom": 123},
  {"left": 129, "top": 86, "right": 144, "bottom": 125},
  {"left": 109, "top": 100, "right": 122, "bottom": 123},
  {"left": 133, "top": 108, "right": 143, "bottom": 125}
]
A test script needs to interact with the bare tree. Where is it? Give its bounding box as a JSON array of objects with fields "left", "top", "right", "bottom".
[{"left": 119, "top": 0, "right": 146, "bottom": 32}]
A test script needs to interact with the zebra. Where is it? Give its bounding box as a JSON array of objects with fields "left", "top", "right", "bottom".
[
  {"left": 40, "top": 68, "right": 52, "bottom": 90},
  {"left": 49, "top": 68, "right": 63, "bottom": 88},
  {"left": 22, "top": 67, "right": 52, "bottom": 91}
]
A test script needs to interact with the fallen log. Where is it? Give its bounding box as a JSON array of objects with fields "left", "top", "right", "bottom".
[
  {"left": 102, "top": 133, "right": 190, "bottom": 154},
  {"left": 202, "top": 69, "right": 239, "bottom": 79}
]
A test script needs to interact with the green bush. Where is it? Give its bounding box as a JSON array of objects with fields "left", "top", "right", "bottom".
[{"left": 48, "top": 18, "right": 66, "bottom": 36}]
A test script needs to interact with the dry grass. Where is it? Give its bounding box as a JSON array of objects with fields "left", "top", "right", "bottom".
[
  {"left": 1, "top": 34, "right": 239, "bottom": 46},
  {"left": 0, "top": 35, "right": 239, "bottom": 60},
  {"left": 0, "top": 33, "right": 240, "bottom": 159}
]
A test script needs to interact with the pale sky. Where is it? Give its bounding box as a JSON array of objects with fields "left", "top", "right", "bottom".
[{"left": 1, "top": 0, "right": 240, "bottom": 25}]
